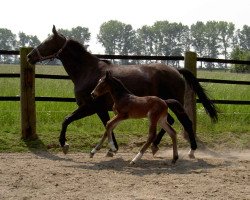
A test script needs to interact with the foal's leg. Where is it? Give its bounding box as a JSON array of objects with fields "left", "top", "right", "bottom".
[
  {"left": 90, "top": 131, "right": 107, "bottom": 158},
  {"left": 159, "top": 118, "right": 179, "bottom": 164},
  {"left": 106, "top": 114, "right": 126, "bottom": 152},
  {"left": 130, "top": 122, "right": 157, "bottom": 165},
  {"left": 90, "top": 114, "right": 125, "bottom": 157},
  {"left": 96, "top": 111, "right": 118, "bottom": 157},
  {"left": 151, "top": 114, "right": 175, "bottom": 155}
]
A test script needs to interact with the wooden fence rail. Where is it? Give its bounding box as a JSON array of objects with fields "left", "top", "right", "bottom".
[{"left": 0, "top": 49, "right": 250, "bottom": 139}]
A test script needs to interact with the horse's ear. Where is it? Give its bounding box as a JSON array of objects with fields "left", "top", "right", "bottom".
[{"left": 52, "top": 25, "right": 58, "bottom": 36}]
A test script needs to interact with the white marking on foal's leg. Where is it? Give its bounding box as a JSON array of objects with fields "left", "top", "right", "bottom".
[
  {"left": 188, "top": 149, "right": 195, "bottom": 159},
  {"left": 130, "top": 152, "right": 143, "bottom": 165},
  {"left": 89, "top": 148, "right": 98, "bottom": 158}
]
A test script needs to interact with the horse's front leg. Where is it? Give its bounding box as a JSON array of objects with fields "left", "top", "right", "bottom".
[{"left": 59, "top": 103, "right": 96, "bottom": 154}]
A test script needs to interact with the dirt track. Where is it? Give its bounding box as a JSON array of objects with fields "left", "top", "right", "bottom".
[{"left": 0, "top": 149, "right": 249, "bottom": 200}]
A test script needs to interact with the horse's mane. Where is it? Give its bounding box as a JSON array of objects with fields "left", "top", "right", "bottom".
[{"left": 67, "top": 39, "right": 88, "bottom": 53}]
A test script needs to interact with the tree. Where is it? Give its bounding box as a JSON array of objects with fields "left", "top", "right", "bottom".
[
  {"left": 18, "top": 32, "right": 40, "bottom": 47},
  {"left": 230, "top": 47, "right": 250, "bottom": 72},
  {"left": 98, "top": 20, "right": 136, "bottom": 58},
  {"left": 191, "top": 21, "right": 207, "bottom": 57},
  {"left": 58, "top": 26, "right": 91, "bottom": 45},
  {"left": 71, "top": 26, "right": 91, "bottom": 45},
  {"left": 237, "top": 25, "right": 250, "bottom": 51},
  {"left": 150, "top": 21, "right": 190, "bottom": 66},
  {"left": 0, "top": 28, "right": 16, "bottom": 63},
  {"left": 203, "top": 21, "right": 221, "bottom": 69},
  {"left": 217, "top": 21, "right": 235, "bottom": 68},
  {"left": 136, "top": 25, "right": 155, "bottom": 56}
]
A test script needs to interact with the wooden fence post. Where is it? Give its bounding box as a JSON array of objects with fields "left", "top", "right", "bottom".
[
  {"left": 20, "top": 47, "right": 37, "bottom": 139},
  {"left": 184, "top": 51, "right": 197, "bottom": 135}
]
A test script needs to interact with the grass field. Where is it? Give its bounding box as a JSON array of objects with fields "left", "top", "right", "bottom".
[{"left": 0, "top": 64, "right": 249, "bottom": 152}]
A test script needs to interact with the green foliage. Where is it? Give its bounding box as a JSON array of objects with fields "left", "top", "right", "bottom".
[
  {"left": 97, "top": 20, "right": 136, "bottom": 57},
  {"left": 58, "top": 26, "right": 91, "bottom": 45},
  {"left": 230, "top": 47, "right": 250, "bottom": 72},
  {"left": 18, "top": 32, "right": 40, "bottom": 48},
  {"left": 0, "top": 65, "right": 249, "bottom": 152}
]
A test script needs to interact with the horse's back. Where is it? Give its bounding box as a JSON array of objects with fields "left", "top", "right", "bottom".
[{"left": 109, "top": 63, "right": 185, "bottom": 103}]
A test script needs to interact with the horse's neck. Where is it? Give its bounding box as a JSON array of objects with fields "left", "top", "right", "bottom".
[{"left": 60, "top": 49, "right": 100, "bottom": 84}]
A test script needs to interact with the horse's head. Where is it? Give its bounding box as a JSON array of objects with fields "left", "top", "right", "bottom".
[
  {"left": 27, "top": 25, "right": 67, "bottom": 64},
  {"left": 91, "top": 71, "right": 113, "bottom": 99}
]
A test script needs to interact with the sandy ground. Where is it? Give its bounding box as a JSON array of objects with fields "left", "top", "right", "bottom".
[{"left": 0, "top": 148, "right": 249, "bottom": 200}]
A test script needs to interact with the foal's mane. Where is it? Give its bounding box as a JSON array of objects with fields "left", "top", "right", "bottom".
[{"left": 108, "top": 74, "right": 132, "bottom": 95}]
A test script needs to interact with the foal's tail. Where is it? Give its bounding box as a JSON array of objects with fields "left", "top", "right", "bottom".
[
  {"left": 178, "top": 68, "right": 218, "bottom": 123},
  {"left": 165, "top": 99, "right": 197, "bottom": 150}
]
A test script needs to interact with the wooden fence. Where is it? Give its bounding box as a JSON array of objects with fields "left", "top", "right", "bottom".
[{"left": 0, "top": 49, "right": 250, "bottom": 139}]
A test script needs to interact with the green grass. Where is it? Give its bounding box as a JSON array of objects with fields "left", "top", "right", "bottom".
[{"left": 0, "top": 64, "right": 249, "bottom": 152}]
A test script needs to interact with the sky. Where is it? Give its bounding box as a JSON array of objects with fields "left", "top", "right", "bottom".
[{"left": 1, "top": 0, "right": 249, "bottom": 53}]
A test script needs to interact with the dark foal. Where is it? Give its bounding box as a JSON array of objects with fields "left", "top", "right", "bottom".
[{"left": 91, "top": 71, "right": 197, "bottom": 164}]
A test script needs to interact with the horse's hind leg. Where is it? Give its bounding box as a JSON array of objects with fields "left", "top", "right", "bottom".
[
  {"left": 130, "top": 123, "right": 157, "bottom": 165},
  {"left": 159, "top": 118, "right": 178, "bottom": 164}
]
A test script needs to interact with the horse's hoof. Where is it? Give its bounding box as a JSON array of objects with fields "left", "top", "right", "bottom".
[
  {"left": 151, "top": 145, "right": 159, "bottom": 156},
  {"left": 171, "top": 155, "right": 179, "bottom": 164},
  {"left": 171, "top": 159, "right": 177, "bottom": 164},
  {"left": 188, "top": 149, "right": 195, "bottom": 159},
  {"left": 62, "top": 143, "right": 69, "bottom": 154},
  {"left": 106, "top": 151, "right": 114, "bottom": 157}
]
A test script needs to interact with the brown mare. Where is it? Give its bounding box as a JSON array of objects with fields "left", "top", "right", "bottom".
[
  {"left": 27, "top": 26, "right": 217, "bottom": 155},
  {"left": 91, "top": 71, "right": 197, "bottom": 164}
]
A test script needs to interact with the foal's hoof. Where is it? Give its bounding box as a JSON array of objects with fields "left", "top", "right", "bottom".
[
  {"left": 106, "top": 150, "right": 114, "bottom": 157},
  {"left": 188, "top": 153, "right": 195, "bottom": 159},
  {"left": 62, "top": 143, "right": 69, "bottom": 154},
  {"left": 151, "top": 145, "right": 159, "bottom": 156},
  {"left": 129, "top": 161, "right": 136, "bottom": 165},
  {"left": 89, "top": 152, "right": 95, "bottom": 158}
]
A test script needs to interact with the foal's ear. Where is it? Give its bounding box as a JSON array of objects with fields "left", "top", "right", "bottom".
[
  {"left": 52, "top": 25, "right": 58, "bottom": 36},
  {"left": 105, "top": 71, "right": 112, "bottom": 78}
]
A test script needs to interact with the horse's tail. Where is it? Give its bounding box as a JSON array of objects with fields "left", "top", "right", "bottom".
[
  {"left": 165, "top": 99, "right": 197, "bottom": 150},
  {"left": 178, "top": 68, "right": 218, "bottom": 123}
]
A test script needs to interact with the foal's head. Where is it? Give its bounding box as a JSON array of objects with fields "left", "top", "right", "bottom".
[
  {"left": 91, "top": 71, "right": 113, "bottom": 99},
  {"left": 91, "top": 71, "right": 131, "bottom": 99}
]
